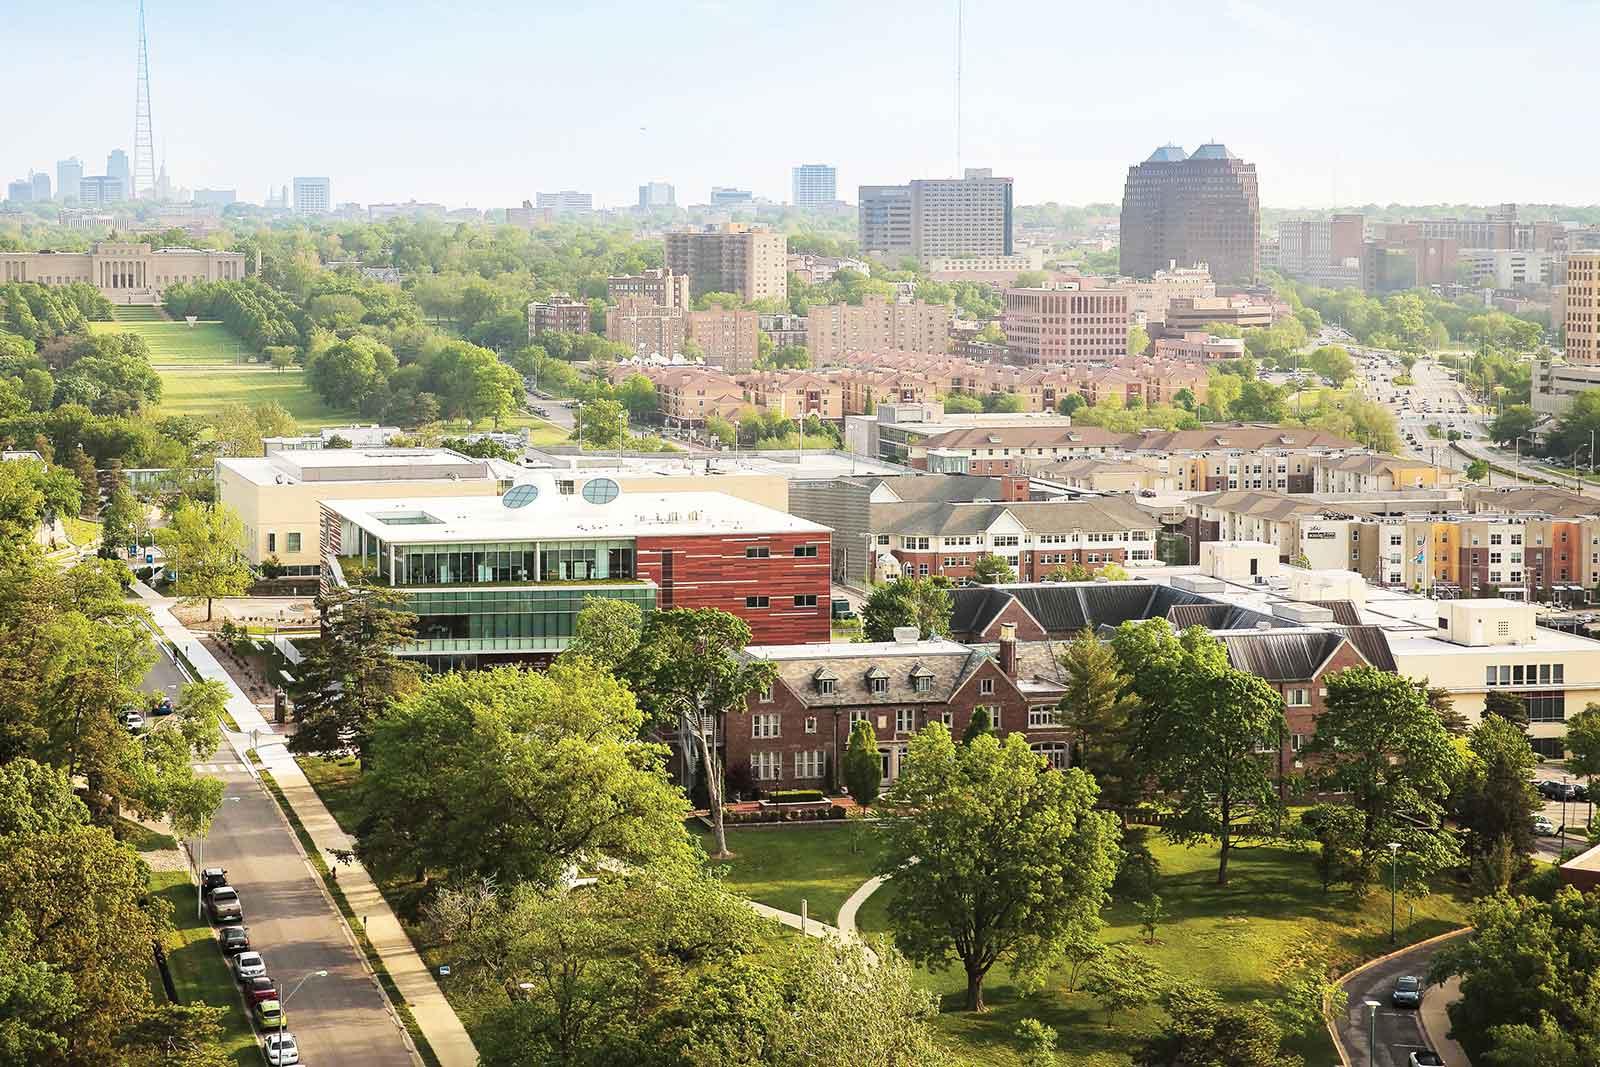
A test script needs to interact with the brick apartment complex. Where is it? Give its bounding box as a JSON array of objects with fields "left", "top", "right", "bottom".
[
  {"left": 606, "top": 298, "right": 687, "bottom": 358},
  {"left": 858, "top": 168, "right": 1014, "bottom": 266},
  {"left": 687, "top": 308, "right": 760, "bottom": 372},
  {"left": 867, "top": 495, "right": 1158, "bottom": 583},
  {"left": 607, "top": 268, "right": 692, "bottom": 310},
  {"left": 738, "top": 371, "right": 844, "bottom": 420},
  {"left": 1002, "top": 287, "right": 1130, "bottom": 364},
  {"left": 664, "top": 224, "right": 787, "bottom": 303},
  {"left": 838, "top": 350, "right": 1208, "bottom": 412},
  {"left": 644, "top": 367, "right": 748, "bottom": 427},
  {"left": 807, "top": 296, "right": 953, "bottom": 364},
  {"left": 526, "top": 295, "right": 591, "bottom": 339},
  {"left": 1119, "top": 144, "right": 1260, "bottom": 284}
]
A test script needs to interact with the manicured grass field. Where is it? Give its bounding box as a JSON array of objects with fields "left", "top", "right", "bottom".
[
  {"left": 155, "top": 367, "right": 351, "bottom": 427},
  {"left": 853, "top": 831, "right": 1472, "bottom": 1066},
  {"left": 147, "top": 870, "right": 259, "bottom": 1067},
  {"left": 698, "top": 824, "right": 874, "bottom": 926},
  {"left": 90, "top": 320, "right": 257, "bottom": 365}
]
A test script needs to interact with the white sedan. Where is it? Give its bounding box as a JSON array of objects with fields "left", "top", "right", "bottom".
[{"left": 265, "top": 1033, "right": 300, "bottom": 1066}]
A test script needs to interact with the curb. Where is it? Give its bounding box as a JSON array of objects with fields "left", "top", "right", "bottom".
[{"left": 1324, "top": 926, "right": 1472, "bottom": 1066}]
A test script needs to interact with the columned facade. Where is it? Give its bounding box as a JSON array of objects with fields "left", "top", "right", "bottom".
[{"left": 0, "top": 241, "right": 245, "bottom": 301}]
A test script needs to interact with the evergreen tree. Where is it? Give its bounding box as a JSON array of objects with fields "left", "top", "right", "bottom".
[
  {"left": 288, "top": 581, "right": 422, "bottom": 764},
  {"left": 1056, "top": 629, "right": 1141, "bottom": 810},
  {"left": 843, "top": 718, "right": 881, "bottom": 807},
  {"left": 961, "top": 705, "right": 993, "bottom": 744}
]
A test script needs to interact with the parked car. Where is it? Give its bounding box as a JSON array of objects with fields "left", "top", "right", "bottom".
[
  {"left": 153, "top": 696, "right": 174, "bottom": 716},
  {"left": 1409, "top": 1052, "right": 1445, "bottom": 1067},
  {"left": 242, "top": 975, "right": 278, "bottom": 1006},
  {"left": 1391, "top": 974, "right": 1423, "bottom": 1008},
  {"left": 264, "top": 1032, "right": 299, "bottom": 1066},
  {"left": 255, "top": 998, "right": 284, "bottom": 1029},
  {"left": 830, "top": 598, "right": 857, "bottom": 622},
  {"left": 206, "top": 885, "right": 243, "bottom": 923},
  {"left": 200, "top": 868, "right": 229, "bottom": 896},
  {"left": 123, "top": 711, "right": 145, "bottom": 733},
  {"left": 1541, "top": 780, "right": 1585, "bottom": 801},
  {"left": 1534, "top": 815, "right": 1557, "bottom": 836},
  {"left": 233, "top": 951, "right": 266, "bottom": 982},
  {"left": 217, "top": 925, "right": 249, "bottom": 955}
]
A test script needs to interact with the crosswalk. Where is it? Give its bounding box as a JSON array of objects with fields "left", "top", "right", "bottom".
[{"left": 192, "top": 762, "right": 245, "bottom": 775}]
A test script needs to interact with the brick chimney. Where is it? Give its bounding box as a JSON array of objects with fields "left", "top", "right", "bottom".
[
  {"left": 1002, "top": 475, "right": 1030, "bottom": 502},
  {"left": 997, "top": 621, "right": 1017, "bottom": 678}
]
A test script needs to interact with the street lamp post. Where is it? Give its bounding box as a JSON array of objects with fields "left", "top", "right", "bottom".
[
  {"left": 1386, "top": 841, "right": 1401, "bottom": 944},
  {"left": 1561, "top": 774, "right": 1571, "bottom": 857},
  {"left": 1365, "top": 999, "right": 1381, "bottom": 1066},
  {"left": 279, "top": 969, "right": 327, "bottom": 1055},
  {"left": 1514, "top": 434, "right": 1537, "bottom": 487}
]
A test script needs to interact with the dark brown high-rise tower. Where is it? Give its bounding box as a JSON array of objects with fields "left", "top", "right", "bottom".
[{"left": 1119, "top": 143, "right": 1259, "bottom": 284}]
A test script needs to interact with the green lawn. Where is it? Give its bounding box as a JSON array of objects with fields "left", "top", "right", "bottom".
[
  {"left": 90, "top": 320, "right": 258, "bottom": 365},
  {"left": 699, "top": 825, "right": 875, "bottom": 926},
  {"left": 148, "top": 870, "right": 258, "bottom": 1067},
  {"left": 852, "top": 833, "right": 1471, "bottom": 1066},
  {"left": 116, "top": 816, "right": 177, "bottom": 852},
  {"left": 155, "top": 367, "right": 352, "bottom": 427}
]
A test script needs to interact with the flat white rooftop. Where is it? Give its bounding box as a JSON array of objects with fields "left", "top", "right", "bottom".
[
  {"left": 746, "top": 638, "right": 972, "bottom": 660},
  {"left": 221, "top": 448, "right": 518, "bottom": 487},
  {"left": 327, "top": 481, "right": 830, "bottom": 543}
]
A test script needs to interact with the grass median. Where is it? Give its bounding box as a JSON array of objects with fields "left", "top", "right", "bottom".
[{"left": 147, "top": 870, "right": 259, "bottom": 1067}]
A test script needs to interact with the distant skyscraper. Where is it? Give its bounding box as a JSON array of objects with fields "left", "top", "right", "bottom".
[
  {"left": 709, "top": 187, "right": 753, "bottom": 207},
  {"left": 1566, "top": 253, "right": 1600, "bottom": 366},
  {"left": 293, "top": 177, "right": 331, "bottom": 215},
  {"left": 792, "top": 164, "right": 837, "bottom": 207},
  {"left": 664, "top": 224, "right": 787, "bottom": 303},
  {"left": 638, "top": 181, "right": 675, "bottom": 210},
  {"left": 535, "top": 191, "right": 593, "bottom": 215},
  {"left": 1119, "top": 143, "right": 1260, "bottom": 284},
  {"left": 858, "top": 168, "right": 1013, "bottom": 266},
  {"left": 6, "top": 179, "right": 33, "bottom": 204},
  {"left": 193, "top": 188, "right": 237, "bottom": 207},
  {"left": 30, "top": 173, "right": 50, "bottom": 202},
  {"left": 133, "top": 0, "right": 156, "bottom": 198},
  {"left": 56, "top": 158, "right": 82, "bottom": 202},
  {"left": 107, "top": 150, "right": 131, "bottom": 188}
]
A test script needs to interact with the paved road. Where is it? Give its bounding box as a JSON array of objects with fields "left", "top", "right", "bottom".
[
  {"left": 1337, "top": 935, "right": 1460, "bottom": 1067},
  {"left": 139, "top": 656, "right": 416, "bottom": 1067}
]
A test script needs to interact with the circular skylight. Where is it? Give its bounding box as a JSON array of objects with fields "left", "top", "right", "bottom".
[
  {"left": 581, "top": 478, "right": 620, "bottom": 505},
  {"left": 502, "top": 484, "right": 539, "bottom": 509}
]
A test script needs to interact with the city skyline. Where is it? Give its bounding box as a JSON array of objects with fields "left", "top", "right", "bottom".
[{"left": 4, "top": 0, "right": 1599, "bottom": 210}]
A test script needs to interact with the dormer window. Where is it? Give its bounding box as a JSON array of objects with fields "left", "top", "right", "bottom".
[
  {"left": 813, "top": 666, "right": 838, "bottom": 695},
  {"left": 910, "top": 664, "right": 934, "bottom": 693},
  {"left": 866, "top": 666, "right": 889, "bottom": 695}
]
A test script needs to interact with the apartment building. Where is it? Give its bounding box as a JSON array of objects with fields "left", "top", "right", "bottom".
[
  {"left": 607, "top": 268, "right": 692, "bottom": 310},
  {"left": 605, "top": 297, "right": 687, "bottom": 359},
  {"left": 687, "top": 308, "right": 760, "bottom": 372},
  {"left": 1002, "top": 287, "right": 1130, "bottom": 365},
  {"left": 738, "top": 371, "right": 844, "bottom": 420},
  {"left": 645, "top": 367, "right": 748, "bottom": 427},
  {"left": 1312, "top": 454, "right": 1457, "bottom": 495},
  {"left": 807, "top": 296, "right": 953, "bottom": 364},
  {"left": 858, "top": 168, "right": 1014, "bottom": 266},
  {"left": 526, "top": 295, "right": 591, "bottom": 338},
  {"left": 791, "top": 164, "right": 837, "bottom": 208},
  {"left": 786, "top": 254, "right": 872, "bottom": 286},
  {"left": 535, "top": 190, "right": 593, "bottom": 215},
  {"left": 664, "top": 224, "right": 787, "bottom": 303},
  {"left": 867, "top": 496, "right": 1158, "bottom": 584},
  {"left": 1119, "top": 144, "right": 1260, "bottom": 284},
  {"left": 1566, "top": 252, "right": 1599, "bottom": 365}
]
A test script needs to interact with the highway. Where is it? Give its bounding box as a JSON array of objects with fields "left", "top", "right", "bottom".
[{"left": 139, "top": 652, "right": 416, "bottom": 1067}]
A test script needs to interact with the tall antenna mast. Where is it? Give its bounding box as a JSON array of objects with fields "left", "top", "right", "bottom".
[
  {"left": 954, "top": 0, "right": 963, "bottom": 177},
  {"left": 133, "top": 0, "right": 156, "bottom": 198}
]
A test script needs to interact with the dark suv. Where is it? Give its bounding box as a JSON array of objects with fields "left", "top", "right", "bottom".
[
  {"left": 200, "top": 868, "right": 229, "bottom": 896},
  {"left": 217, "top": 925, "right": 250, "bottom": 955}
]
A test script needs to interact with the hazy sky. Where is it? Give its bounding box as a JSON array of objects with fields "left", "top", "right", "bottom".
[{"left": 7, "top": 0, "right": 1597, "bottom": 211}]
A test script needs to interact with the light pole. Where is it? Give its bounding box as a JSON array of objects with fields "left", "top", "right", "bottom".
[
  {"left": 1561, "top": 774, "right": 1571, "bottom": 857},
  {"left": 1365, "top": 999, "right": 1381, "bottom": 1066},
  {"left": 278, "top": 969, "right": 327, "bottom": 1053},
  {"left": 1386, "top": 841, "right": 1401, "bottom": 944},
  {"left": 1514, "top": 434, "right": 1537, "bottom": 487}
]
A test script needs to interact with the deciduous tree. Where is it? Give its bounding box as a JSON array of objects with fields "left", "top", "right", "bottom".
[
  {"left": 971, "top": 552, "right": 1015, "bottom": 585},
  {"left": 625, "top": 608, "right": 777, "bottom": 859},
  {"left": 566, "top": 596, "right": 643, "bottom": 671},
  {"left": 875, "top": 725, "right": 1121, "bottom": 1011},
  {"left": 860, "top": 575, "right": 952, "bottom": 642},
  {"left": 153, "top": 500, "right": 250, "bottom": 621}
]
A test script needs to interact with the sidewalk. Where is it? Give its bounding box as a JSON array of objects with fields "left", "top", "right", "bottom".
[
  {"left": 132, "top": 583, "right": 479, "bottom": 1067},
  {"left": 1420, "top": 974, "right": 1469, "bottom": 1067}
]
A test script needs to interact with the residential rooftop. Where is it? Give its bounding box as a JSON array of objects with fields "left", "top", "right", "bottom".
[
  {"left": 523, "top": 447, "right": 914, "bottom": 480},
  {"left": 325, "top": 479, "right": 830, "bottom": 543},
  {"left": 221, "top": 447, "right": 521, "bottom": 487}
]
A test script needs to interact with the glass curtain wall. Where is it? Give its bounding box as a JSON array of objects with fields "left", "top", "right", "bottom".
[{"left": 390, "top": 539, "right": 635, "bottom": 585}]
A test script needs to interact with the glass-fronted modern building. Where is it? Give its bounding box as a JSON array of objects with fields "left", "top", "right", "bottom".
[{"left": 320, "top": 474, "right": 833, "bottom": 665}]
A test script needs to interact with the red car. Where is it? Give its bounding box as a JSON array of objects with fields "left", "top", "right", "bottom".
[{"left": 242, "top": 976, "right": 278, "bottom": 1007}]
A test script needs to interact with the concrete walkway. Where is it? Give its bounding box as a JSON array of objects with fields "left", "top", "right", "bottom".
[
  {"left": 748, "top": 901, "right": 878, "bottom": 963},
  {"left": 1421, "top": 974, "right": 1469, "bottom": 1067},
  {"left": 130, "top": 584, "right": 480, "bottom": 1067},
  {"left": 837, "top": 874, "right": 889, "bottom": 936}
]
